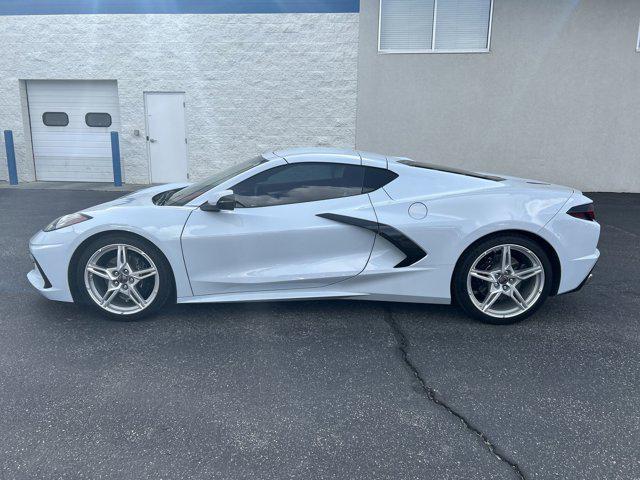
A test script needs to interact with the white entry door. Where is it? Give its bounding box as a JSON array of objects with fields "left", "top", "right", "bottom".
[{"left": 144, "top": 92, "right": 188, "bottom": 183}]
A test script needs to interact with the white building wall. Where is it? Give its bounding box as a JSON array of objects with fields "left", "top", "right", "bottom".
[{"left": 0, "top": 13, "right": 359, "bottom": 183}]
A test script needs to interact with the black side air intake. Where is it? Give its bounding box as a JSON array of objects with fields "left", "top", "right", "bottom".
[{"left": 316, "top": 213, "right": 426, "bottom": 268}]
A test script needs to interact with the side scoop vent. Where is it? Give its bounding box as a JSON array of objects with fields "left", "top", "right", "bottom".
[{"left": 316, "top": 213, "right": 427, "bottom": 268}]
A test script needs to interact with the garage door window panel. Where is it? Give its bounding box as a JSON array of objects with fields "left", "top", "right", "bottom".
[
  {"left": 42, "top": 112, "right": 69, "bottom": 127},
  {"left": 85, "top": 112, "right": 112, "bottom": 128},
  {"left": 233, "top": 163, "right": 366, "bottom": 208},
  {"left": 379, "top": 0, "right": 493, "bottom": 53}
]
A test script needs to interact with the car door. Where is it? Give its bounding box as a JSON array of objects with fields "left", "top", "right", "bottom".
[{"left": 181, "top": 162, "right": 377, "bottom": 296}]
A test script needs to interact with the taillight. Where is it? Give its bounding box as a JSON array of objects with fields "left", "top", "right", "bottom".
[{"left": 567, "top": 203, "right": 595, "bottom": 221}]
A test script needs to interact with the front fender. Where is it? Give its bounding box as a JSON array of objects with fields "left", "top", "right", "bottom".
[{"left": 29, "top": 204, "right": 195, "bottom": 301}]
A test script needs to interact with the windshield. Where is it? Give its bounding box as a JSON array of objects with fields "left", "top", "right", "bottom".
[{"left": 165, "top": 156, "right": 266, "bottom": 206}]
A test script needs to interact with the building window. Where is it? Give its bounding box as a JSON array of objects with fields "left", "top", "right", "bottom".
[
  {"left": 42, "top": 112, "right": 69, "bottom": 127},
  {"left": 378, "top": 0, "right": 493, "bottom": 53},
  {"left": 85, "top": 112, "right": 112, "bottom": 127}
]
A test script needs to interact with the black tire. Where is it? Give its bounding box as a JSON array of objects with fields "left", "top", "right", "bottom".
[
  {"left": 453, "top": 234, "right": 553, "bottom": 325},
  {"left": 72, "top": 233, "right": 174, "bottom": 321}
]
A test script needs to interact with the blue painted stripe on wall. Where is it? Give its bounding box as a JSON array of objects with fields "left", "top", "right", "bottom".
[{"left": 0, "top": 0, "right": 359, "bottom": 16}]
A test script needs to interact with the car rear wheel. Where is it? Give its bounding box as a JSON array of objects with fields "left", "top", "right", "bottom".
[
  {"left": 453, "top": 234, "right": 553, "bottom": 324},
  {"left": 73, "top": 233, "right": 173, "bottom": 320}
]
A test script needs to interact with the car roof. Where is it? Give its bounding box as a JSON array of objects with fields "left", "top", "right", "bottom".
[
  {"left": 262, "top": 148, "right": 504, "bottom": 182},
  {"left": 267, "top": 147, "right": 388, "bottom": 168}
]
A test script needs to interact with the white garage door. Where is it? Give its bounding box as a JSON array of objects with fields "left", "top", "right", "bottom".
[{"left": 27, "top": 80, "right": 120, "bottom": 182}]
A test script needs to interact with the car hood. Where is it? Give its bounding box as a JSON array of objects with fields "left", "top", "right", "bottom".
[{"left": 83, "top": 183, "right": 191, "bottom": 212}]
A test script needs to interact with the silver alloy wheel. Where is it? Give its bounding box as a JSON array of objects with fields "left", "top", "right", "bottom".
[
  {"left": 466, "top": 244, "right": 545, "bottom": 319},
  {"left": 84, "top": 243, "right": 159, "bottom": 315}
]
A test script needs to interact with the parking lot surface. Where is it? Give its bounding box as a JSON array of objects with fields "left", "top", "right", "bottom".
[{"left": 0, "top": 188, "right": 638, "bottom": 479}]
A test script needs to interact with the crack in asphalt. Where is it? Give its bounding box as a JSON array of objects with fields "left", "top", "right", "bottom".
[{"left": 383, "top": 307, "right": 526, "bottom": 480}]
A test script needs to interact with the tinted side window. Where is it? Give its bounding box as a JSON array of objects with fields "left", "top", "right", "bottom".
[
  {"left": 363, "top": 167, "right": 398, "bottom": 193},
  {"left": 233, "top": 162, "right": 365, "bottom": 208},
  {"left": 85, "top": 112, "right": 112, "bottom": 127},
  {"left": 42, "top": 112, "right": 69, "bottom": 127}
]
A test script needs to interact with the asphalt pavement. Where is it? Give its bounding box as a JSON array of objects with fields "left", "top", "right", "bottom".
[{"left": 0, "top": 187, "right": 638, "bottom": 479}]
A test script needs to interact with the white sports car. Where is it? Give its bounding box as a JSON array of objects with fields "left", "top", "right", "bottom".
[{"left": 28, "top": 148, "right": 600, "bottom": 324}]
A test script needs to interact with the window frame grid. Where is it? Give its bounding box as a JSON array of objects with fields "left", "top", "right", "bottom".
[{"left": 378, "top": 0, "right": 494, "bottom": 54}]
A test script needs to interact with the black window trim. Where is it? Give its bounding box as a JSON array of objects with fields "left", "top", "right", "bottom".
[
  {"left": 42, "top": 112, "right": 69, "bottom": 127},
  {"left": 85, "top": 112, "right": 112, "bottom": 128},
  {"left": 230, "top": 162, "right": 396, "bottom": 209},
  {"left": 397, "top": 159, "right": 505, "bottom": 182},
  {"left": 363, "top": 166, "right": 399, "bottom": 193}
]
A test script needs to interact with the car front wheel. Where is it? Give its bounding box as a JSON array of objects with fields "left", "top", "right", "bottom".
[
  {"left": 453, "top": 235, "right": 553, "bottom": 324},
  {"left": 73, "top": 234, "right": 173, "bottom": 320}
]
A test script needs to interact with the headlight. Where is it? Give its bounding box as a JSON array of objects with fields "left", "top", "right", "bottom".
[{"left": 43, "top": 213, "right": 92, "bottom": 232}]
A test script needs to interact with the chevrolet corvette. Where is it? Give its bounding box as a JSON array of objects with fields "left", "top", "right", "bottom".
[{"left": 28, "top": 148, "right": 599, "bottom": 324}]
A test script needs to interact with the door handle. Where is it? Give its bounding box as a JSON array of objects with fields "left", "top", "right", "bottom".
[{"left": 149, "top": 138, "right": 157, "bottom": 143}]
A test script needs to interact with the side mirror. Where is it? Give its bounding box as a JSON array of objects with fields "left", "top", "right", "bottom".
[{"left": 200, "top": 189, "right": 235, "bottom": 212}]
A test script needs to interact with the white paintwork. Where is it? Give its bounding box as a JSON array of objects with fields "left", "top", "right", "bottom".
[
  {"left": 29, "top": 182, "right": 193, "bottom": 302},
  {"left": 144, "top": 92, "right": 188, "bottom": 183},
  {"left": 27, "top": 148, "right": 600, "bottom": 312},
  {"left": 26, "top": 80, "right": 120, "bottom": 182},
  {"left": 182, "top": 194, "right": 376, "bottom": 295}
]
